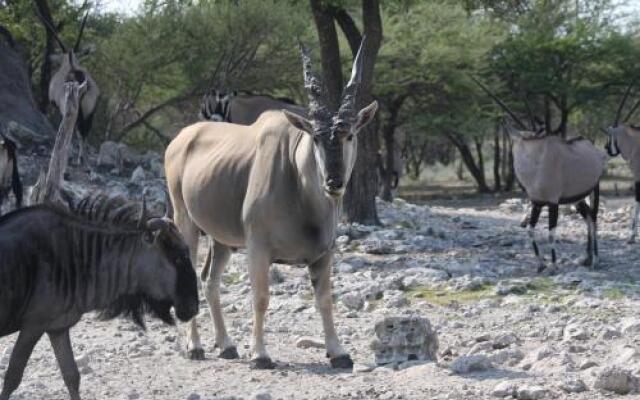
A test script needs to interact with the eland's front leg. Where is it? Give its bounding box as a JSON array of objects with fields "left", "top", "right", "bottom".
[
  {"left": 202, "top": 240, "right": 238, "bottom": 359},
  {"left": 247, "top": 245, "right": 275, "bottom": 369},
  {"left": 48, "top": 330, "right": 81, "bottom": 400},
  {"left": 309, "top": 253, "right": 352, "bottom": 369},
  {"left": 0, "top": 329, "right": 43, "bottom": 400}
]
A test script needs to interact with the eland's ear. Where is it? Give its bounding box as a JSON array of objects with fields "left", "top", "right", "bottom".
[
  {"left": 283, "top": 109, "right": 313, "bottom": 134},
  {"left": 354, "top": 101, "right": 378, "bottom": 132}
]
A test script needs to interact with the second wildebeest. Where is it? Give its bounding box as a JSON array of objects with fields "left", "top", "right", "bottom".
[
  {"left": 0, "top": 195, "right": 199, "bottom": 400},
  {"left": 166, "top": 39, "right": 377, "bottom": 368}
]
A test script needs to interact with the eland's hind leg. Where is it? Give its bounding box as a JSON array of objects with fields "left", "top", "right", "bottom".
[
  {"left": 48, "top": 330, "right": 81, "bottom": 400},
  {"left": 202, "top": 240, "right": 238, "bottom": 359},
  {"left": 528, "top": 203, "right": 545, "bottom": 272},
  {"left": 246, "top": 243, "right": 275, "bottom": 369},
  {"left": 309, "top": 253, "right": 352, "bottom": 369},
  {"left": 0, "top": 329, "right": 43, "bottom": 400}
]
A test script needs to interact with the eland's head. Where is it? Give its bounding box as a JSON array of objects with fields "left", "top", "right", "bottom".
[{"left": 283, "top": 38, "right": 378, "bottom": 199}]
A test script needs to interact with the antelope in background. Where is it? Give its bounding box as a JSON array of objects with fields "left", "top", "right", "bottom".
[
  {"left": 473, "top": 77, "right": 605, "bottom": 272},
  {"left": 36, "top": 5, "right": 100, "bottom": 166},
  {"left": 603, "top": 80, "right": 640, "bottom": 243},
  {"left": 199, "top": 89, "right": 307, "bottom": 124},
  {"left": 0, "top": 131, "right": 22, "bottom": 214},
  {"left": 166, "top": 39, "right": 377, "bottom": 369}
]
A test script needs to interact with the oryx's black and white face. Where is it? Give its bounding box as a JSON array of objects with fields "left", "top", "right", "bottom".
[
  {"left": 283, "top": 38, "right": 378, "bottom": 199},
  {"left": 604, "top": 126, "right": 622, "bottom": 157}
]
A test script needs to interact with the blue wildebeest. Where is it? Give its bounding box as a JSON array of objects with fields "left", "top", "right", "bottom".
[
  {"left": 472, "top": 77, "right": 605, "bottom": 272},
  {"left": 602, "top": 83, "right": 640, "bottom": 243},
  {"left": 166, "top": 38, "right": 378, "bottom": 369},
  {"left": 199, "top": 89, "right": 307, "bottom": 124},
  {"left": 0, "top": 132, "right": 22, "bottom": 213},
  {"left": 0, "top": 195, "right": 199, "bottom": 400}
]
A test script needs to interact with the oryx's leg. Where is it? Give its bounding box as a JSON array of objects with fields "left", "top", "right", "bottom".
[
  {"left": 548, "top": 203, "right": 559, "bottom": 271},
  {"left": 528, "top": 203, "right": 545, "bottom": 272},
  {"left": 246, "top": 243, "right": 274, "bottom": 369},
  {"left": 591, "top": 185, "right": 600, "bottom": 268},
  {"left": 48, "top": 329, "right": 81, "bottom": 400},
  {"left": 520, "top": 201, "right": 531, "bottom": 228},
  {"left": 202, "top": 240, "right": 237, "bottom": 359},
  {"left": 174, "top": 213, "right": 204, "bottom": 360},
  {"left": 0, "top": 329, "right": 43, "bottom": 400},
  {"left": 309, "top": 253, "right": 352, "bottom": 369},
  {"left": 629, "top": 182, "right": 640, "bottom": 244},
  {"left": 576, "top": 200, "right": 595, "bottom": 267}
]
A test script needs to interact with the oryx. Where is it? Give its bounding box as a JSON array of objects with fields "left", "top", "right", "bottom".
[
  {"left": 199, "top": 90, "right": 306, "bottom": 124},
  {"left": 602, "top": 82, "right": 640, "bottom": 243},
  {"left": 473, "top": 77, "right": 605, "bottom": 272},
  {"left": 36, "top": 8, "right": 99, "bottom": 166},
  {"left": 165, "top": 39, "right": 377, "bottom": 369}
]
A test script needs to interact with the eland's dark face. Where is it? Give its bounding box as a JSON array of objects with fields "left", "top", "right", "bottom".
[{"left": 143, "top": 220, "right": 199, "bottom": 322}]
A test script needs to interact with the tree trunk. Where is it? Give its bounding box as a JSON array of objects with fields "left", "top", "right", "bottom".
[
  {"left": 444, "top": 131, "right": 490, "bottom": 193},
  {"left": 380, "top": 95, "right": 405, "bottom": 202},
  {"left": 309, "top": 0, "right": 343, "bottom": 110},
  {"left": 342, "top": 0, "right": 383, "bottom": 225},
  {"left": 493, "top": 126, "right": 501, "bottom": 191},
  {"left": 34, "top": 0, "right": 58, "bottom": 113}
]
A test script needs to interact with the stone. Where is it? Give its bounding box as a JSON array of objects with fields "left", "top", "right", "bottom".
[
  {"left": 295, "top": 337, "right": 324, "bottom": 349},
  {"left": 75, "top": 353, "right": 90, "bottom": 369},
  {"left": 516, "top": 385, "right": 548, "bottom": 400},
  {"left": 353, "top": 363, "right": 377, "bottom": 373},
  {"left": 269, "top": 266, "right": 285, "bottom": 284},
  {"left": 450, "top": 354, "right": 492, "bottom": 374},
  {"left": 342, "top": 292, "right": 365, "bottom": 310},
  {"left": 384, "top": 293, "right": 409, "bottom": 308},
  {"left": 593, "top": 366, "right": 640, "bottom": 394},
  {"left": 493, "top": 332, "right": 518, "bottom": 349},
  {"left": 620, "top": 318, "right": 640, "bottom": 335},
  {"left": 599, "top": 326, "right": 621, "bottom": 340},
  {"left": 130, "top": 166, "right": 146, "bottom": 183},
  {"left": 490, "top": 349, "right": 525, "bottom": 366},
  {"left": 560, "top": 377, "right": 586, "bottom": 393},
  {"left": 370, "top": 316, "right": 438, "bottom": 365},
  {"left": 186, "top": 394, "right": 201, "bottom": 400},
  {"left": 563, "top": 323, "right": 588, "bottom": 341},
  {"left": 97, "top": 141, "right": 123, "bottom": 171},
  {"left": 336, "top": 262, "right": 355, "bottom": 273},
  {"left": 251, "top": 390, "right": 272, "bottom": 400},
  {"left": 492, "top": 381, "right": 517, "bottom": 397}
]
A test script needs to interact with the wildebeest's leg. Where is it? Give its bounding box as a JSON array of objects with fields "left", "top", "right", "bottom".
[
  {"left": 202, "top": 240, "right": 238, "bottom": 359},
  {"left": 547, "top": 203, "right": 559, "bottom": 271},
  {"left": 576, "top": 200, "right": 594, "bottom": 267},
  {"left": 48, "top": 330, "right": 81, "bottom": 400},
  {"left": 528, "top": 203, "right": 545, "bottom": 272},
  {"left": 247, "top": 244, "right": 275, "bottom": 369},
  {"left": 309, "top": 253, "right": 353, "bottom": 369},
  {"left": 0, "top": 329, "right": 43, "bottom": 400},
  {"left": 629, "top": 182, "right": 640, "bottom": 244},
  {"left": 175, "top": 212, "right": 204, "bottom": 360}
]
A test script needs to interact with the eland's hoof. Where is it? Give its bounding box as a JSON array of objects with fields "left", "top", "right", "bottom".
[
  {"left": 219, "top": 346, "right": 239, "bottom": 359},
  {"left": 251, "top": 357, "right": 276, "bottom": 370},
  {"left": 188, "top": 348, "right": 205, "bottom": 360},
  {"left": 330, "top": 354, "right": 354, "bottom": 369}
]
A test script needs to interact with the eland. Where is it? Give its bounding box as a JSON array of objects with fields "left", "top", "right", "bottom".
[
  {"left": 602, "top": 82, "right": 640, "bottom": 243},
  {"left": 166, "top": 39, "right": 377, "bottom": 369},
  {"left": 0, "top": 194, "right": 199, "bottom": 400},
  {"left": 473, "top": 77, "right": 605, "bottom": 272},
  {"left": 36, "top": 8, "right": 100, "bottom": 165}
]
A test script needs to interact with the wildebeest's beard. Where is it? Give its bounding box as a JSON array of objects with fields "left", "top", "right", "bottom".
[{"left": 100, "top": 293, "right": 174, "bottom": 329}]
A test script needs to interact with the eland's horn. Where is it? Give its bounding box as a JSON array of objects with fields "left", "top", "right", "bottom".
[
  {"left": 338, "top": 36, "right": 366, "bottom": 121},
  {"left": 469, "top": 75, "right": 528, "bottom": 130},
  {"left": 138, "top": 194, "right": 147, "bottom": 229},
  {"left": 299, "top": 42, "right": 329, "bottom": 118},
  {"left": 164, "top": 191, "right": 174, "bottom": 220},
  {"left": 615, "top": 80, "right": 636, "bottom": 126}
]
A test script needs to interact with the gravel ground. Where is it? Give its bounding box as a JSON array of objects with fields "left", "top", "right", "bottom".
[{"left": 2, "top": 195, "right": 640, "bottom": 400}]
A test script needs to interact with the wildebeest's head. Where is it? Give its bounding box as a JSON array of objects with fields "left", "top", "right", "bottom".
[
  {"left": 135, "top": 196, "right": 199, "bottom": 323},
  {"left": 283, "top": 38, "right": 378, "bottom": 199}
]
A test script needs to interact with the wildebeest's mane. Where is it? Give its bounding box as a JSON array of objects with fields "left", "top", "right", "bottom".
[
  {"left": 99, "top": 294, "right": 175, "bottom": 329},
  {"left": 71, "top": 194, "right": 146, "bottom": 229}
]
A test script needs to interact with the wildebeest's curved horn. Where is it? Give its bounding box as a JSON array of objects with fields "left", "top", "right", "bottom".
[
  {"left": 138, "top": 194, "right": 147, "bottom": 229},
  {"left": 164, "top": 191, "right": 174, "bottom": 220},
  {"left": 469, "top": 75, "right": 528, "bottom": 130},
  {"left": 299, "top": 42, "right": 330, "bottom": 121},
  {"left": 338, "top": 36, "right": 366, "bottom": 123}
]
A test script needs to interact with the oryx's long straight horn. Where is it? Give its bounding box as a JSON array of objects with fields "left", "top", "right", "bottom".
[
  {"left": 34, "top": 4, "right": 68, "bottom": 52},
  {"left": 338, "top": 36, "right": 366, "bottom": 122},
  {"left": 299, "top": 42, "right": 331, "bottom": 121},
  {"left": 624, "top": 98, "right": 640, "bottom": 123},
  {"left": 469, "top": 75, "right": 528, "bottom": 130},
  {"left": 73, "top": 10, "right": 89, "bottom": 52},
  {"left": 615, "top": 80, "right": 636, "bottom": 126}
]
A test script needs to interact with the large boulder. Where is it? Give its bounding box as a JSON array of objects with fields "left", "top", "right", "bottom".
[
  {"left": 370, "top": 316, "right": 438, "bottom": 365},
  {"left": 0, "top": 37, "right": 53, "bottom": 143}
]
